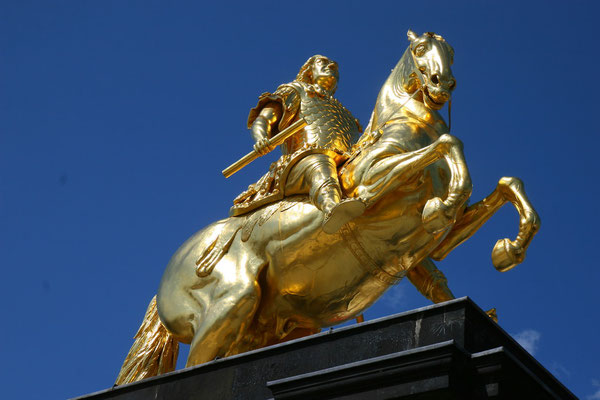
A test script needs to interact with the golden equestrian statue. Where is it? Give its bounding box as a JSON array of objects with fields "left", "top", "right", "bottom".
[{"left": 115, "top": 30, "right": 540, "bottom": 384}]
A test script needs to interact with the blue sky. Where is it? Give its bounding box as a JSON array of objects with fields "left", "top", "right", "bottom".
[{"left": 1, "top": 1, "right": 599, "bottom": 399}]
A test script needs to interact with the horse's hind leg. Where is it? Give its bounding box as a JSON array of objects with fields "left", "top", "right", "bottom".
[{"left": 186, "top": 257, "right": 264, "bottom": 367}]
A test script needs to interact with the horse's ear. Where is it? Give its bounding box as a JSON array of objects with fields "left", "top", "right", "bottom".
[{"left": 407, "top": 30, "right": 419, "bottom": 42}]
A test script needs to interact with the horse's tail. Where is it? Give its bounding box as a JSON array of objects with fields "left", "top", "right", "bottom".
[{"left": 115, "top": 295, "right": 179, "bottom": 385}]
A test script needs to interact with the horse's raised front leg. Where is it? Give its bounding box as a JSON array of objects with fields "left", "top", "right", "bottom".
[
  {"left": 421, "top": 134, "right": 472, "bottom": 233},
  {"left": 344, "top": 133, "right": 472, "bottom": 233},
  {"left": 430, "top": 177, "right": 540, "bottom": 272}
]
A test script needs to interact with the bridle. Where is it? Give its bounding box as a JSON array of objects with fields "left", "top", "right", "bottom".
[
  {"left": 353, "top": 41, "right": 454, "bottom": 154},
  {"left": 409, "top": 43, "right": 453, "bottom": 133}
]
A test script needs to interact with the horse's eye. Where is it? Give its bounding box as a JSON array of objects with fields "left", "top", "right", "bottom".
[{"left": 414, "top": 44, "right": 426, "bottom": 57}]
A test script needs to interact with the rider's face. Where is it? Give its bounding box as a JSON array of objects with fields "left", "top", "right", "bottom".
[{"left": 311, "top": 57, "right": 338, "bottom": 90}]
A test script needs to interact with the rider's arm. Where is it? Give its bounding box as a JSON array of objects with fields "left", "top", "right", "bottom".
[
  {"left": 251, "top": 102, "right": 282, "bottom": 155},
  {"left": 247, "top": 84, "right": 299, "bottom": 155}
]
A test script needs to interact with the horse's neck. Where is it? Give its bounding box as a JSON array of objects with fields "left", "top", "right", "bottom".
[{"left": 367, "top": 49, "right": 447, "bottom": 136}]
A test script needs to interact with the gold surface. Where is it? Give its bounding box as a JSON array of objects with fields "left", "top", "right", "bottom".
[
  {"left": 222, "top": 119, "right": 307, "bottom": 178},
  {"left": 236, "top": 55, "right": 363, "bottom": 230},
  {"left": 115, "top": 296, "right": 178, "bottom": 385},
  {"left": 116, "top": 31, "right": 540, "bottom": 384}
]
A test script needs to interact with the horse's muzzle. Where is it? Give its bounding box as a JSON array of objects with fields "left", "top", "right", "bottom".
[{"left": 424, "top": 86, "right": 451, "bottom": 109}]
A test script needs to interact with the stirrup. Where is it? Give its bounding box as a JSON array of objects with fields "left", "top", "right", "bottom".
[{"left": 322, "top": 198, "right": 366, "bottom": 234}]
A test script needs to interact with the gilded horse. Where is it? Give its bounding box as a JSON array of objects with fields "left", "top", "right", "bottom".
[{"left": 116, "top": 30, "right": 539, "bottom": 384}]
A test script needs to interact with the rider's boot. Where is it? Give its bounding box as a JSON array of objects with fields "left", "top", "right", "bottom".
[{"left": 315, "top": 181, "right": 366, "bottom": 234}]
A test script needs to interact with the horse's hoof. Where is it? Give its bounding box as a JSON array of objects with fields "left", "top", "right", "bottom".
[
  {"left": 322, "top": 199, "right": 366, "bottom": 234},
  {"left": 422, "top": 197, "right": 454, "bottom": 233},
  {"left": 492, "top": 238, "right": 524, "bottom": 272},
  {"left": 486, "top": 308, "right": 498, "bottom": 323}
]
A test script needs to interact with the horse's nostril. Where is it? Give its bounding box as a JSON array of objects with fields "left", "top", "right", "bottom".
[{"left": 431, "top": 74, "right": 440, "bottom": 85}]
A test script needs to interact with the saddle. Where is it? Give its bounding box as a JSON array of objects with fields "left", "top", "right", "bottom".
[{"left": 230, "top": 145, "right": 341, "bottom": 217}]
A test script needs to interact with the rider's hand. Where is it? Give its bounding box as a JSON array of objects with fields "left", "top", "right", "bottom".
[{"left": 253, "top": 138, "right": 274, "bottom": 156}]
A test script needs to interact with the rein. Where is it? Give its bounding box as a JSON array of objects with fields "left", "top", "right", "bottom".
[{"left": 448, "top": 99, "right": 452, "bottom": 132}]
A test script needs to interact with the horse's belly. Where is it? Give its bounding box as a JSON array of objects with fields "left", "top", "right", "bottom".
[
  {"left": 266, "top": 205, "right": 449, "bottom": 328},
  {"left": 266, "top": 234, "right": 390, "bottom": 327}
]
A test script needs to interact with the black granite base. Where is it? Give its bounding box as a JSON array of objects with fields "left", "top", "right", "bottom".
[{"left": 73, "top": 297, "right": 575, "bottom": 400}]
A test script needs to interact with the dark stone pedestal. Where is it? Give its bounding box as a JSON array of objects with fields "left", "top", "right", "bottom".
[{"left": 73, "top": 297, "right": 575, "bottom": 399}]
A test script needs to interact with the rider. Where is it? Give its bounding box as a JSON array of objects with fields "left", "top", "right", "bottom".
[{"left": 247, "top": 55, "right": 365, "bottom": 234}]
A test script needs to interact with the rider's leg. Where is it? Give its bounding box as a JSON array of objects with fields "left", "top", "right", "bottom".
[
  {"left": 286, "top": 154, "right": 365, "bottom": 234},
  {"left": 313, "top": 178, "right": 366, "bottom": 234}
]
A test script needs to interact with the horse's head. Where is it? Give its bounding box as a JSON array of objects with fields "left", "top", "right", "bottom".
[
  {"left": 405, "top": 30, "right": 455, "bottom": 110},
  {"left": 361, "top": 30, "right": 456, "bottom": 140}
]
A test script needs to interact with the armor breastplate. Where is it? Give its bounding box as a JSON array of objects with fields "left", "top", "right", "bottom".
[{"left": 281, "top": 82, "right": 360, "bottom": 155}]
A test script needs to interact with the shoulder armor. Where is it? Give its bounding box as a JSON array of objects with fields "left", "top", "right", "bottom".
[
  {"left": 247, "top": 83, "right": 300, "bottom": 131},
  {"left": 274, "top": 84, "right": 301, "bottom": 131}
]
